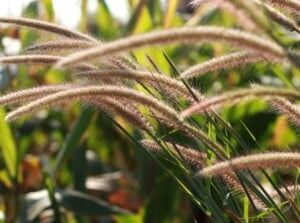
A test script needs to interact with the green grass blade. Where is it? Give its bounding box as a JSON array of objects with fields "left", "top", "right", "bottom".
[
  {"left": 59, "top": 190, "right": 131, "bottom": 215},
  {"left": 0, "top": 108, "right": 17, "bottom": 179},
  {"left": 41, "top": 0, "right": 54, "bottom": 21},
  {"left": 43, "top": 171, "right": 63, "bottom": 223},
  {"left": 123, "top": 0, "right": 148, "bottom": 35},
  {"left": 54, "top": 107, "right": 94, "bottom": 173},
  {"left": 163, "top": 0, "right": 178, "bottom": 28}
]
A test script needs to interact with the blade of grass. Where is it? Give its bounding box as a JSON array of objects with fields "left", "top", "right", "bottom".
[
  {"left": 97, "top": 0, "right": 116, "bottom": 39},
  {"left": 43, "top": 171, "right": 63, "bottom": 223},
  {"left": 54, "top": 107, "right": 94, "bottom": 173},
  {"left": 123, "top": 0, "right": 149, "bottom": 35},
  {"left": 0, "top": 108, "right": 17, "bottom": 179},
  {"left": 58, "top": 190, "right": 131, "bottom": 215},
  {"left": 163, "top": 52, "right": 200, "bottom": 102},
  {"left": 163, "top": 0, "right": 178, "bottom": 28},
  {"left": 103, "top": 112, "right": 228, "bottom": 222},
  {"left": 41, "top": 0, "right": 54, "bottom": 21},
  {"left": 147, "top": 0, "right": 162, "bottom": 25}
]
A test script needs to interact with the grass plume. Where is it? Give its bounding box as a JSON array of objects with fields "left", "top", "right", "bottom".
[
  {"left": 24, "top": 40, "right": 96, "bottom": 53},
  {"left": 191, "top": 0, "right": 257, "bottom": 31},
  {"left": 4, "top": 85, "right": 180, "bottom": 121},
  {"left": 0, "top": 17, "right": 97, "bottom": 42},
  {"left": 268, "top": 97, "right": 300, "bottom": 127},
  {"left": 198, "top": 152, "right": 300, "bottom": 177},
  {"left": 0, "top": 55, "right": 96, "bottom": 71},
  {"left": 181, "top": 87, "right": 300, "bottom": 118},
  {"left": 87, "top": 97, "right": 152, "bottom": 131},
  {"left": 0, "top": 84, "right": 73, "bottom": 106},
  {"left": 261, "top": 1, "right": 300, "bottom": 33},
  {"left": 73, "top": 68, "right": 203, "bottom": 101},
  {"left": 265, "top": 0, "right": 300, "bottom": 14},
  {"left": 141, "top": 139, "right": 208, "bottom": 168},
  {"left": 180, "top": 51, "right": 266, "bottom": 79},
  {"left": 55, "top": 27, "right": 285, "bottom": 69}
]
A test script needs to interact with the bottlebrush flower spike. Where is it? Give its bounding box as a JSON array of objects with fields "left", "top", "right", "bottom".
[
  {"left": 55, "top": 27, "right": 285, "bottom": 69},
  {"left": 24, "top": 40, "right": 96, "bottom": 53},
  {"left": 0, "top": 17, "right": 97, "bottom": 42},
  {"left": 268, "top": 97, "right": 300, "bottom": 127},
  {"left": 181, "top": 87, "right": 300, "bottom": 118},
  {"left": 141, "top": 140, "right": 208, "bottom": 168},
  {"left": 265, "top": 0, "right": 300, "bottom": 14},
  {"left": 180, "top": 51, "right": 266, "bottom": 79},
  {"left": 198, "top": 152, "right": 300, "bottom": 177},
  {"left": 0, "top": 84, "right": 74, "bottom": 106},
  {"left": 0, "top": 55, "right": 95, "bottom": 70},
  {"left": 3, "top": 85, "right": 180, "bottom": 121},
  {"left": 73, "top": 68, "right": 203, "bottom": 101}
]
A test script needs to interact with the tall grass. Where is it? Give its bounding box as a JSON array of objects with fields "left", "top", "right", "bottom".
[{"left": 0, "top": 0, "right": 300, "bottom": 222}]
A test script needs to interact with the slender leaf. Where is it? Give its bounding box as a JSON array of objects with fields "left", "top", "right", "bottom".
[
  {"left": 54, "top": 108, "right": 94, "bottom": 173},
  {"left": 0, "top": 108, "right": 17, "bottom": 179},
  {"left": 163, "top": 0, "right": 178, "bottom": 28},
  {"left": 58, "top": 190, "right": 131, "bottom": 216}
]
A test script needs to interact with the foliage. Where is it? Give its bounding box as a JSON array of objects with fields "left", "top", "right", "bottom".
[{"left": 0, "top": 0, "right": 300, "bottom": 222}]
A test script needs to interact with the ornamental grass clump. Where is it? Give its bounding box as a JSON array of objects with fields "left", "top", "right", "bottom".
[{"left": 1, "top": 0, "right": 300, "bottom": 222}]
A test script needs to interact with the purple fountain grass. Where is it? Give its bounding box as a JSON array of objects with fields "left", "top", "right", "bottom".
[
  {"left": 260, "top": 2, "right": 300, "bottom": 33},
  {"left": 198, "top": 152, "right": 300, "bottom": 177},
  {"left": 0, "top": 55, "right": 95, "bottom": 71},
  {"left": 265, "top": 0, "right": 300, "bottom": 14},
  {"left": 192, "top": 0, "right": 300, "bottom": 33},
  {"left": 141, "top": 139, "right": 208, "bottom": 168},
  {"left": 86, "top": 97, "right": 153, "bottom": 131},
  {"left": 142, "top": 138, "right": 266, "bottom": 208},
  {"left": 3, "top": 85, "right": 180, "bottom": 121},
  {"left": 181, "top": 87, "right": 300, "bottom": 118},
  {"left": 0, "top": 84, "right": 75, "bottom": 106},
  {"left": 0, "top": 85, "right": 153, "bottom": 131},
  {"left": 153, "top": 116, "right": 200, "bottom": 142},
  {"left": 268, "top": 184, "right": 300, "bottom": 202},
  {"left": 55, "top": 26, "right": 285, "bottom": 69},
  {"left": 180, "top": 51, "right": 267, "bottom": 79},
  {"left": 192, "top": 0, "right": 270, "bottom": 33},
  {"left": 149, "top": 115, "right": 228, "bottom": 159},
  {"left": 24, "top": 40, "right": 97, "bottom": 53},
  {"left": 191, "top": 0, "right": 257, "bottom": 31},
  {"left": 73, "top": 68, "right": 203, "bottom": 101},
  {"left": 268, "top": 97, "right": 300, "bottom": 127},
  {"left": 0, "top": 55, "right": 62, "bottom": 65},
  {"left": 0, "top": 17, "right": 97, "bottom": 42}
]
